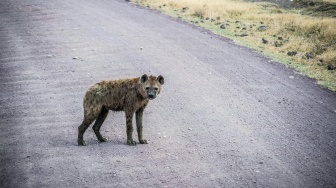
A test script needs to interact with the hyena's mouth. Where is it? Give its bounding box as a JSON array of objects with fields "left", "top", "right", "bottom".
[{"left": 148, "top": 95, "right": 156, "bottom": 100}]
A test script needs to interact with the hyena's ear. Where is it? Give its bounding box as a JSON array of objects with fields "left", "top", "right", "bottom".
[
  {"left": 157, "top": 75, "right": 164, "bottom": 85},
  {"left": 140, "top": 74, "right": 148, "bottom": 83}
]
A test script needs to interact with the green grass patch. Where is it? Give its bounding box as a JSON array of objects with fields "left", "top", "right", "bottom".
[{"left": 131, "top": 0, "right": 336, "bottom": 91}]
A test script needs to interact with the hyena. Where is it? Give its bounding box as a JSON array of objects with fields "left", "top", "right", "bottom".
[{"left": 77, "top": 74, "right": 164, "bottom": 146}]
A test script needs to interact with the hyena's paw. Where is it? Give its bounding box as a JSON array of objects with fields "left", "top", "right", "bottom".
[
  {"left": 127, "top": 140, "right": 137, "bottom": 146},
  {"left": 78, "top": 140, "right": 86, "bottom": 146},
  {"left": 139, "top": 139, "right": 148, "bottom": 144},
  {"left": 98, "top": 137, "right": 108, "bottom": 142}
]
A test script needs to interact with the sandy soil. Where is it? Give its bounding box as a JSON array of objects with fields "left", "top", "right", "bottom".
[{"left": 1, "top": 0, "right": 336, "bottom": 187}]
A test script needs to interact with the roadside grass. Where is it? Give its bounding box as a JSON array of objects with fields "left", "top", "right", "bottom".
[{"left": 131, "top": 0, "right": 336, "bottom": 91}]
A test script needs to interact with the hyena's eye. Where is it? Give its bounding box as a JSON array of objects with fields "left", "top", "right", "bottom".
[
  {"left": 145, "top": 87, "right": 150, "bottom": 91},
  {"left": 154, "top": 87, "right": 158, "bottom": 91}
]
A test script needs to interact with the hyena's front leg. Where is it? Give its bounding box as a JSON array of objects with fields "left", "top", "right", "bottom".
[
  {"left": 136, "top": 109, "right": 148, "bottom": 144},
  {"left": 125, "top": 111, "right": 136, "bottom": 145}
]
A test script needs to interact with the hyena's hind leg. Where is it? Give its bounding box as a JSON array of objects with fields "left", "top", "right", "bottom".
[
  {"left": 92, "top": 107, "right": 109, "bottom": 143},
  {"left": 78, "top": 117, "right": 95, "bottom": 146},
  {"left": 78, "top": 108, "right": 101, "bottom": 146}
]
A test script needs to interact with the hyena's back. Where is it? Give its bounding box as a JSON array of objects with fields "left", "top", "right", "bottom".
[{"left": 83, "top": 78, "right": 146, "bottom": 116}]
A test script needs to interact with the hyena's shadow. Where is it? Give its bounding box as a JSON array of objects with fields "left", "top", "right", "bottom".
[{"left": 49, "top": 137, "right": 126, "bottom": 148}]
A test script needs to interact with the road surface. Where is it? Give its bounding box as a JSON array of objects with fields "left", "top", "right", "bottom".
[{"left": 1, "top": 0, "right": 336, "bottom": 187}]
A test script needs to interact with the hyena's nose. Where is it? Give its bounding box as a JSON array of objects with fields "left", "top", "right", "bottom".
[{"left": 148, "top": 93, "right": 155, "bottom": 99}]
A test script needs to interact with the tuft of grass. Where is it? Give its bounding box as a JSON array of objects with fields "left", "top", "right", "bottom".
[
  {"left": 131, "top": 0, "right": 336, "bottom": 91},
  {"left": 192, "top": 4, "right": 207, "bottom": 18}
]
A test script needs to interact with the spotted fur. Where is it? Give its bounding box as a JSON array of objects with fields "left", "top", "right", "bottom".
[{"left": 78, "top": 74, "right": 164, "bottom": 146}]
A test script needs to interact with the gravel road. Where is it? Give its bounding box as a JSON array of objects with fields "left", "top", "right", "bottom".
[{"left": 1, "top": 0, "right": 336, "bottom": 187}]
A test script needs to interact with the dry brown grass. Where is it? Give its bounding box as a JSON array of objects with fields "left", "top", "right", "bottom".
[{"left": 132, "top": 0, "right": 336, "bottom": 91}]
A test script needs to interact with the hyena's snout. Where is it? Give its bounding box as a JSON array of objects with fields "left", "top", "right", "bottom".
[{"left": 146, "top": 87, "right": 158, "bottom": 100}]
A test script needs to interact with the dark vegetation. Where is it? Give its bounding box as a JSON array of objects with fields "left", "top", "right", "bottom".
[{"left": 246, "top": 0, "right": 336, "bottom": 17}]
